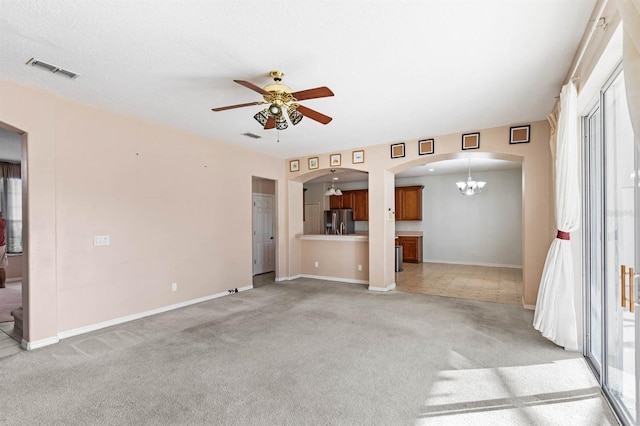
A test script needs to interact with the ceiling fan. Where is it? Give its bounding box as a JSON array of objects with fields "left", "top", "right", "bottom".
[{"left": 212, "top": 70, "right": 334, "bottom": 130}]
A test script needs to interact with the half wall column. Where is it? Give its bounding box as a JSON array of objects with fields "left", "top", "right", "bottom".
[{"left": 368, "top": 169, "right": 396, "bottom": 291}]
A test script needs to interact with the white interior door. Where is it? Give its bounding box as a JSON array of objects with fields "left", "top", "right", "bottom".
[{"left": 252, "top": 194, "right": 275, "bottom": 275}]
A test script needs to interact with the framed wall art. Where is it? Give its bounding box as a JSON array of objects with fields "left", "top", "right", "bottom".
[
  {"left": 419, "top": 139, "right": 434, "bottom": 155},
  {"left": 308, "top": 157, "right": 319, "bottom": 170},
  {"left": 462, "top": 132, "right": 480, "bottom": 150},
  {"left": 352, "top": 150, "right": 365, "bottom": 164},
  {"left": 330, "top": 154, "right": 341, "bottom": 166},
  {"left": 510, "top": 125, "right": 530, "bottom": 144},
  {"left": 289, "top": 159, "right": 300, "bottom": 172},
  {"left": 391, "top": 143, "right": 405, "bottom": 159}
]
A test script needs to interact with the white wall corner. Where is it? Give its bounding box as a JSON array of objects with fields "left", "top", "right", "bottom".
[
  {"left": 368, "top": 283, "right": 396, "bottom": 292},
  {"left": 22, "top": 336, "right": 60, "bottom": 350}
]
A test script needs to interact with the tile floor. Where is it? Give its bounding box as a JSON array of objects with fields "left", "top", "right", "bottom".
[{"left": 396, "top": 262, "right": 523, "bottom": 305}]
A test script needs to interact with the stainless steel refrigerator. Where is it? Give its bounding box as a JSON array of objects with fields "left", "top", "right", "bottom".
[{"left": 324, "top": 209, "right": 355, "bottom": 235}]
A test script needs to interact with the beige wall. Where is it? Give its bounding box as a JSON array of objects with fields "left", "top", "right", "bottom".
[
  {"left": 300, "top": 239, "right": 369, "bottom": 282},
  {"left": 0, "top": 78, "right": 285, "bottom": 344},
  {"left": 287, "top": 120, "right": 554, "bottom": 305}
]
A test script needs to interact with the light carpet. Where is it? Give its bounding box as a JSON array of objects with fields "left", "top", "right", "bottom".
[{"left": 0, "top": 278, "right": 618, "bottom": 425}]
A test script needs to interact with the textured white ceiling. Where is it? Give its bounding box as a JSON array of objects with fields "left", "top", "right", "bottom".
[{"left": 0, "top": 0, "right": 595, "bottom": 159}]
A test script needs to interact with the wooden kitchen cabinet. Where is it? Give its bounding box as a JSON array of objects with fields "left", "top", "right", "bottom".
[
  {"left": 397, "top": 236, "right": 423, "bottom": 263},
  {"left": 329, "top": 191, "right": 354, "bottom": 209},
  {"left": 395, "top": 186, "right": 424, "bottom": 221},
  {"left": 329, "top": 190, "right": 368, "bottom": 221},
  {"left": 351, "top": 189, "right": 368, "bottom": 221}
]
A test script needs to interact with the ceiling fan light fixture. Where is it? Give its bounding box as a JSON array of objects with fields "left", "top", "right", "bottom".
[
  {"left": 268, "top": 103, "right": 282, "bottom": 116},
  {"left": 288, "top": 106, "right": 303, "bottom": 125},
  {"left": 275, "top": 114, "right": 288, "bottom": 130},
  {"left": 253, "top": 109, "right": 269, "bottom": 126}
]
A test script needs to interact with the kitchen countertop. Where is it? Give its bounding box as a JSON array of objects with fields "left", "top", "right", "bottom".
[
  {"left": 298, "top": 231, "right": 421, "bottom": 241},
  {"left": 395, "top": 231, "right": 423, "bottom": 237},
  {"left": 297, "top": 234, "right": 369, "bottom": 241}
]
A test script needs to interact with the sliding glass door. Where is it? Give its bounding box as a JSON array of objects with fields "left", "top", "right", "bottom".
[{"left": 585, "top": 65, "right": 639, "bottom": 425}]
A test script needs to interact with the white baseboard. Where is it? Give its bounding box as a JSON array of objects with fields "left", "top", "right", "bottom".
[
  {"left": 20, "top": 285, "right": 253, "bottom": 349},
  {"left": 522, "top": 302, "right": 536, "bottom": 310},
  {"left": 299, "top": 274, "right": 368, "bottom": 284},
  {"left": 275, "top": 274, "right": 302, "bottom": 282},
  {"left": 22, "top": 336, "right": 59, "bottom": 350},
  {"left": 368, "top": 283, "right": 396, "bottom": 292},
  {"left": 424, "top": 259, "right": 523, "bottom": 269},
  {"left": 6, "top": 277, "right": 22, "bottom": 283}
]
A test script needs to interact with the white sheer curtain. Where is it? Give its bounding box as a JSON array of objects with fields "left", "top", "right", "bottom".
[
  {"left": 615, "top": 0, "right": 640, "bottom": 150},
  {"left": 533, "top": 82, "right": 580, "bottom": 351}
]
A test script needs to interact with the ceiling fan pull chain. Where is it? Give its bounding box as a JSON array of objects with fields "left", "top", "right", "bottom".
[{"left": 277, "top": 129, "right": 280, "bottom": 143}]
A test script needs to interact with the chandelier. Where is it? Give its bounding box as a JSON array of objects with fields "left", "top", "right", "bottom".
[
  {"left": 456, "top": 159, "right": 486, "bottom": 196},
  {"left": 325, "top": 169, "right": 343, "bottom": 196}
]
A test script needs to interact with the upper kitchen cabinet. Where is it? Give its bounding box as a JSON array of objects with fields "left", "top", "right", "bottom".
[
  {"left": 329, "top": 189, "right": 368, "bottom": 221},
  {"left": 329, "top": 191, "right": 354, "bottom": 209},
  {"left": 395, "top": 186, "right": 424, "bottom": 221},
  {"left": 351, "top": 189, "right": 368, "bottom": 221}
]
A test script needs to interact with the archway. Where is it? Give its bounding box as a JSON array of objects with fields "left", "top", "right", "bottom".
[
  {"left": 288, "top": 168, "right": 370, "bottom": 285},
  {"left": 390, "top": 152, "right": 525, "bottom": 304}
]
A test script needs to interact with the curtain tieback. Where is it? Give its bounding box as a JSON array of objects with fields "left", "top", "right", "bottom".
[{"left": 556, "top": 230, "right": 570, "bottom": 240}]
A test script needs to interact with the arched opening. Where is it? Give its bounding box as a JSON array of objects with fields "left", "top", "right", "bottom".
[
  {"left": 390, "top": 152, "right": 524, "bottom": 304},
  {"left": 290, "top": 168, "right": 370, "bottom": 285}
]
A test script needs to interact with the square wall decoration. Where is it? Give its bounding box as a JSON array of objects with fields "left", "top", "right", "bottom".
[
  {"left": 419, "top": 139, "right": 434, "bottom": 155},
  {"left": 462, "top": 132, "right": 480, "bottom": 150},
  {"left": 391, "top": 143, "right": 405, "bottom": 159},
  {"left": 510, "top": 125, "right": 530, "bottom": 144},
  {"left": 352, "top": 150, "right": 365, "bottom": 164},
  {"left": 289, "top": 159, "right": 300, "bottom": 172},
  {"left": 308, "top": 157, "right": 319, "bottom": 170},
  {"left": 330, "top": 154, "right": 341, "bottom": 167}
]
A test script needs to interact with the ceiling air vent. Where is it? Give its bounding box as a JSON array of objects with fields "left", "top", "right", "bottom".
[
  {"left": 26, "top": 58, "right": 79, "bottom": 79},
  {"left": 243, "top": 132, "right": 262, "bottom": 139}
]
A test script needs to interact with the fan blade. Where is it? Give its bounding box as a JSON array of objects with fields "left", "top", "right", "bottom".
[
  {"left": 264, "top": 117, "right": 276, "bottom": 130},
  {"left": 234, "top": 80, "right": 269, "bottom": 95},
  {"left": 295, "top": 104, "right": 332, "bottom": 124},
  {"left": 291, "top": 86, "right": 334, "bottom": 101},
  {"left": 212, "top": 101, "right": 264, "bottom": 112}
]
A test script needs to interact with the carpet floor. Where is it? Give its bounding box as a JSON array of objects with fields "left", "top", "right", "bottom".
[
  {"left": 0, "top": 281, "right": 21, "bottom": 322},
  {"left": 0, "top": 278, "right": 618, "bottom": 425}
]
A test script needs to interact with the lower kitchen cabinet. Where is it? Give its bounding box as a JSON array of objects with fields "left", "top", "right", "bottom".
[{"left": 397, "top": 236, "right": 423, "bottom": 263}]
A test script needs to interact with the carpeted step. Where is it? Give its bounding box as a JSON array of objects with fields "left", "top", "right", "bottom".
[{"left": 10, "top": 307, "right": 22, "bottom": 332}]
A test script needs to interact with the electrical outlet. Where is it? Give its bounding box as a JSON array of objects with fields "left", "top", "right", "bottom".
[
  {"left": 93, "top": 235, "right": 110, "bottom": 246},
  {"left": 171, "top": 282, "right": 177, "bottom": 292},
  {"left": 314, "top": 261, "right": 319, "bottom": 268},
  {"left": 358, "top": 264, "right": 362, "bottom": 271}
]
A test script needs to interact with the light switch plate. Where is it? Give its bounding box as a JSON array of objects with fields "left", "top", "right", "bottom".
[{"left": 94, "top": 235, "right": 110, "bottom": 246}]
